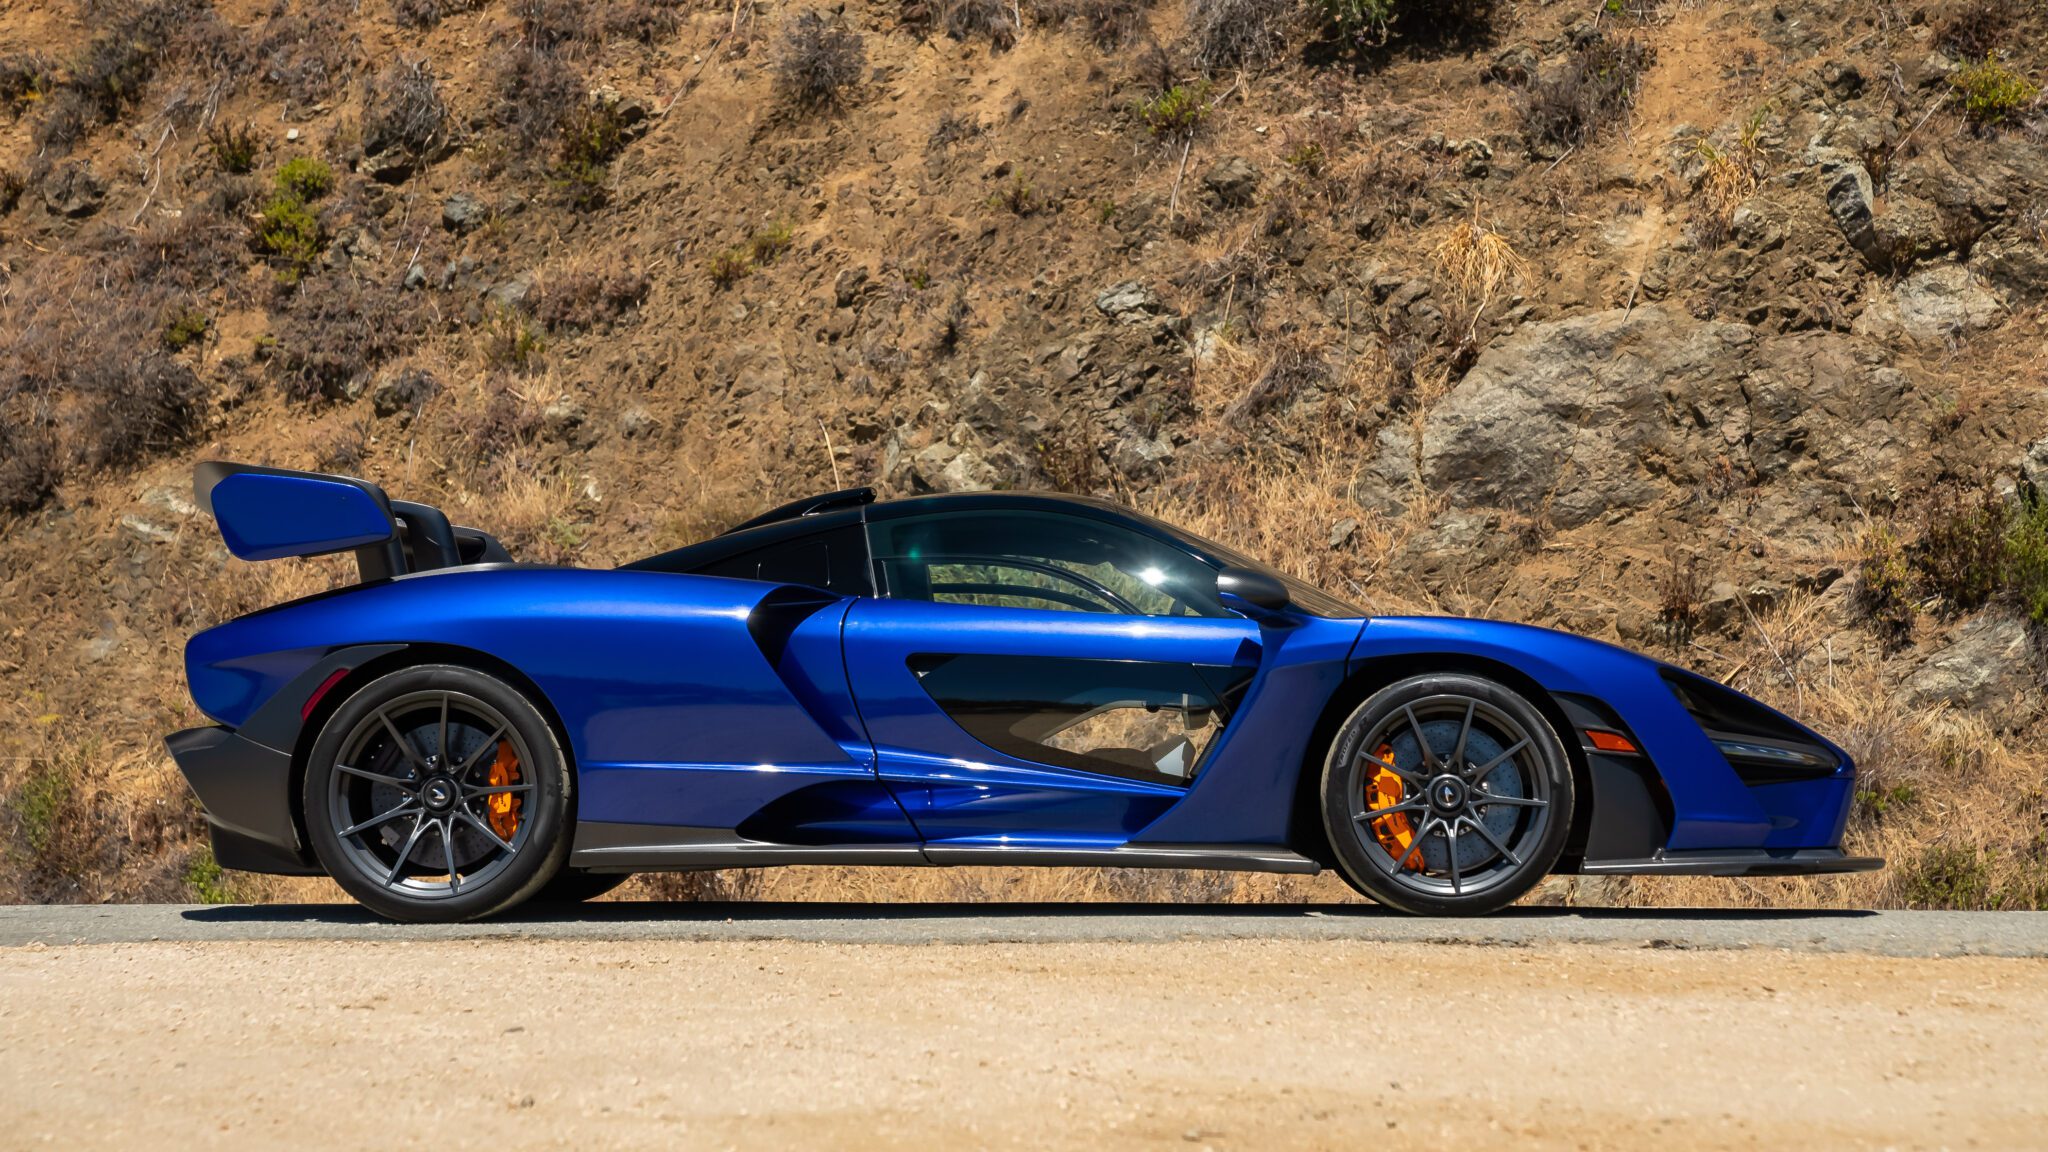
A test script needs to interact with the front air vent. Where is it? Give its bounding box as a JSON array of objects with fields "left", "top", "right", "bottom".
[{"left": 1659, "top": 668, "right": 1840, "bottom": 786}]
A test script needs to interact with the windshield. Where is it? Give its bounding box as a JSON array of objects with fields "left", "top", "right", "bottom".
[{"left": 1121, "top": 510, "right": 1367, "bottom": 619}]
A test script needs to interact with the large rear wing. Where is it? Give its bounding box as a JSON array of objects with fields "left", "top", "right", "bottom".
[{"left": 194, "top": 462, "right": 510, "bottom": 582}]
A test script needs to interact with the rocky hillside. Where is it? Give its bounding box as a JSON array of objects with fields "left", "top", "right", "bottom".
[{"left": 2, "top": 0, "right": 2044, "bottom": 907}]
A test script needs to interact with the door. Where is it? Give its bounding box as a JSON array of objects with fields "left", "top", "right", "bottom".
[{"left": 842, "top": 508, "right": 1262, "bottom": 848}]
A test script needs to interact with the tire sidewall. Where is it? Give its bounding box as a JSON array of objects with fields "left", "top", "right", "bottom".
[
  {"left": 304, "top": 664, "right": 572, "bottom": 922},
  {"left": 1321, "top": 673, "right": 1574, "bottom": 916}
]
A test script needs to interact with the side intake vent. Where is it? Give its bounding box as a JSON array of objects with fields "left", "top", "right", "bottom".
[{"left": 1659, "top": 668, "right": 1839, "bottom": 786}]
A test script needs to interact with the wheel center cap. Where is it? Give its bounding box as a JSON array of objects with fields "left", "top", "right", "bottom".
[
  {"left": 421, "top": 776, "right": 457, "bottom": 812},
  {"left": 1429, "top": 774, "right": 1468, "bottom": 813}
]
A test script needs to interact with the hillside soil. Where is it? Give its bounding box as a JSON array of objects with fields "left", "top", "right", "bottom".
[{"left": 2, "top": 0, "right": 2047, "bottom": 908}]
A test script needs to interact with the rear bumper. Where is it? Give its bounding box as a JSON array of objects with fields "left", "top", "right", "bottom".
[
  {"left": 1577, "top": 848, "right": 1883, "bottom": 877},
  {"left": 165, "top": 726, "right": 320, "bottom": 875}
]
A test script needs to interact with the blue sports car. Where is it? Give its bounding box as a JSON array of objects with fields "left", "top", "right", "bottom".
[{"left": 168, "top": 461, "right": 1879, "bottom": 921}]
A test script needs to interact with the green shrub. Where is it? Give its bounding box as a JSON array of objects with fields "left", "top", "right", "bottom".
[
  {"left": 1896, "top": 842, "right": 1994, "bottom": 909},
  {"left": 747, "top": 221, "right": 794, "bottom": 264},
  {"left": 254, "top": 194, "right": 323, "bottom": 282},
  {"left": 1140, "top": 81, "right": 1211, "bottom": 137},
  {"left": 2007, "top": 490, "right": 2048, "bottom": 626},
  {"left": 160, "top": 308, "right": 210, "bottom": 351},
  {"left": 1953, "top": 53, "right": 2039, "bottom": 126},
  {"left": 184, "top": 846, "right": 234, "bottom": 904},
  {"left": 275, "top": 155, "right": 334, "bottom": 200},
  {"left": 1914, "top": 482, "right": 2008, "bottom": 613},
  {"left": 1321, "top": 0, "right": 1396, "bottom": 46},
  {"left": 1856, "top": 521, "right": 1916, "bottom": 648},
  {"left": 553, "top": 100, "right": 629, "bottom": 210},
  {"left": 207, "top": 122, "right": 260, "bottom": 173},
  {"left": 479, "top": 306, "right": 546, "bottom": 371},
  {"left": 0, "top": 52, "right": 58, "bottom": 116},
  {"left": 989, "top": 173, "right": 1037, "bottom": 215},
  {"left": 708, "top": 247, "right": 753, "bottom": 288},
  {"left": 1284, "top": 141, "right": 1326, "bottom": 177}
]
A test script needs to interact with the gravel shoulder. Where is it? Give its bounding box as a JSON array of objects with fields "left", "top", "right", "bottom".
[{"left": 4, "top": 911, "right": 2047, "bottom": 1149}]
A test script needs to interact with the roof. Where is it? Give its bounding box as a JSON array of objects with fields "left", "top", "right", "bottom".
[{"left": 622, "top": 489, "right": 1198, "bottom": 575}]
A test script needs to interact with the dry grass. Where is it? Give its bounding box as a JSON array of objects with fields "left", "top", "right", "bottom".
[{"left": 1430, "top": 209, "right": 1529, "bottom": 343}]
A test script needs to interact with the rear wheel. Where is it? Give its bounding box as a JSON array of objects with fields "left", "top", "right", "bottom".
[
  {"left": 1321, "top": 674, "right": 1573, "bottom": 916},
  {"left": 304, "top": 665, "right": 571, "bottom": 923}
]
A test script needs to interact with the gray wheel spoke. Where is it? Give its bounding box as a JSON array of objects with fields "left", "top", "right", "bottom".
[
  {"left": 1446, "top": 821, "right": 1463, "bottom": 895},
  {"left": 1386, "top": 816, "right": 1437, "bottom": 874},
  {"left": 340, "top": 801, "right": 420, "bottom": 838},
  {"left": 465, "top": 783, "right": 532, "bottom": 797},
  {"left": 1449, "top": 699, "right": 1476, "bottom": 770},
  {"left": 336, "top": 763, "right": 416, "bottom": 792},
  {"left": 1359, "top": 749, "right": 1429, "bottom": 787},
  {"left": 440, "top": 818, "right": 460, "bottom": 895},
  {"left": 377, "top": 710, "right": 430, "bottom": 772},
  {"left": 384, "top": 814, "right": 427, "bottom": 887},
  {"left": 1462, "top": 812, "right": 1523, "bottom": 868},
  {"left": 1469, "top": 738, "right": 1530, "bottom": 779},
  {"left": 1473, "top": 791, "right": 1547, "bottom": 809},
  {"left": 1355, "top": 800, "right": 1428, "bottom": 825},
  {"left": 437, "top": 693, "right": 450, "bottom": 765},
  {"left": 1402, "top": 704, "right": 1438, "bottom": 772},
  {"left": 456, "top": 723, "right": 510, "bottom": 776},
  {"left": 456, "top": 808, "right": 515, "bottom": 853}
]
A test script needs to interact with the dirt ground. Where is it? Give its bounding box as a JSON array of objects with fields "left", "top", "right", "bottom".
[{"left": 2, "top": 938, "right": 2043, "bottom": 1150}]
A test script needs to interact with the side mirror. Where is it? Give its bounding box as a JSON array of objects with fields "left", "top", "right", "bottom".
[{"left": 1216, "top": 567, "right": 1291, "bottom": 616}]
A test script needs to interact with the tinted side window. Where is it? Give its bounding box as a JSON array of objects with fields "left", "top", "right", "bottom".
[
  {"left": 869, "top": 510, "right": 1229, "bottom": 617},
  {"left": 911, "top": 654, "right": 1252, "bottom": 786},
  {"left": 697, "top": 524, "right": 871, "bottom": 596}
]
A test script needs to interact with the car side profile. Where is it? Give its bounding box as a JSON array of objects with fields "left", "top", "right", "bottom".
[{"left": 168, "top": 461, "right": 1879, "bottom": 921}]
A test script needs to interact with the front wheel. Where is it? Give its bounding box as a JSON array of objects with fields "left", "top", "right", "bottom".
[
  {"left": 304, "top": 664, "right": 573, "bottom": 923},
  {"left": 1321, "top": 674, "right": 1573, "bottom": 916}
]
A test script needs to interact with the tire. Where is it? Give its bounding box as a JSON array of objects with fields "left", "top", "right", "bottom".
[
  {"left": 1321, "top": 673, "right": 1573, "bottom": 916},
  {"left": 531, "top": 870, "right": 630, "bottom": 904},
  {"left": 304, "top": 664, "right": 572, "bottom": 923}
]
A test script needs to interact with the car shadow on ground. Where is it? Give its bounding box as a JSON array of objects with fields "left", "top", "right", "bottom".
[{"left": 178, "top": 902, "right": 1881, "bottom": 925}]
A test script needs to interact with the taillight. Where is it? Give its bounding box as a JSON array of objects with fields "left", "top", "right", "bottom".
[{"left": 301, "top": 668, "right": 351, "bottom": 721}]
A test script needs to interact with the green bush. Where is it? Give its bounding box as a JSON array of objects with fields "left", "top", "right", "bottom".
[
  {"left": 1954, "top": 53, "right": 2039, "bottom": 126},
  {"left": 1914, "top": 482, "right": 2009, "bottom": 613},
  {"left": 1139, "top": 81, "right": 1211, "bottom": 137},
  {"left": 184, "top": 846, "right": 234, "bottom": 904},
  {"left": 160, "top": 308, "right": 209, "bottom": 351},
  {"left": 2008, "top": 489, "right": 2048, "bottom": 626},
  {"left": 275, "top": 155, "right": 334, "bottom": 200},
  {"left": 553, "top": 100, "right": 629, "bottom": 210},
  {"left": 1321, "top": 0, "right": 1396, "bottom": 45},
  {"left": 747, "top": 220, "right": 794, "bottom": 264},
  {"left": 254, "top": 194, "right": 323, "bottom": 283},
  {"left": 1856, "top": 522, "right": 1917, "bottom": 648},
  {"left": 1896, "top": 842, "right": 1994, "bottom": 909},
  {"left": 207, "top": 122, "right": 260, "bottom": 173},
  {"left": 708, "top": 247, "right": 753, "bottom": 288}
]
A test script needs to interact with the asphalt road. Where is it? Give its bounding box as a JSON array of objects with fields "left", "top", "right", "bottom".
[{"left": 4, "top": 902, "right": 2045, "bottom": 956}]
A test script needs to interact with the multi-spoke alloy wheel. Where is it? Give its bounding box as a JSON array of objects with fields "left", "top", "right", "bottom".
[
  {"left": 305, "top": 665, "right": 571, "bottom": 923},
  {"left": 1321, "top": 674, "right": 1574, "bottom": 915}
]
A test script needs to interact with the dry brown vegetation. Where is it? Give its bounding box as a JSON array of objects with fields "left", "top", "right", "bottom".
[{"left": 2, "top": 0, "right": 2046, "bottom": 911}]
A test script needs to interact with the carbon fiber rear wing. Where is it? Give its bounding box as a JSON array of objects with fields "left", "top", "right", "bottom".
[{"left": 194, "top": 461, "right": 510, "bottom": 582}]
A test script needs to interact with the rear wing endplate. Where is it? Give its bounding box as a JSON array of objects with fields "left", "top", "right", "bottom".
[{"left": 194, "top": 462, "right": 509, "bottom": 582}]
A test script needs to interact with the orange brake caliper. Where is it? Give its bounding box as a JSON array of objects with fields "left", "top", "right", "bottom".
[
  {"left": 486, "top": 740, "right": 523, "bottom": 841},
  {"left": 1366, "top": 742, "right": 1422, "bottom": 870}
]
